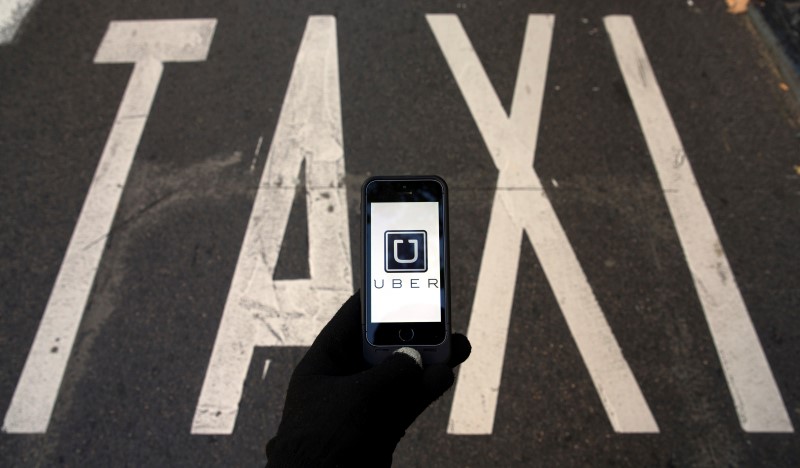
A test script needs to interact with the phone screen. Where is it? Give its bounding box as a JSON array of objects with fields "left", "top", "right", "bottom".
[
  {"left": 362, "top": 177, "right": 449, "bottom": 355},
  {"left": 369, "top": 201, "right": 441, "bottom": 323}
]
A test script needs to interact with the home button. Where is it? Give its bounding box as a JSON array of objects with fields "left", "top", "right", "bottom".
[{"left": 398, "top": 328, "right": 415, "bottom": 342}]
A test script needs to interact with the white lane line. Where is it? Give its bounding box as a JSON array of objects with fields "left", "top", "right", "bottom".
[
  {"left": 0, "top": 0, "right": 38, "bottom": 44},
  {"left": 262, "top": 360, "right": 271, "bottom": 380},
  {"left": 191, "top": 16, "right": 352, "bottom": 435},
  {"left": 251, "top": 135, "right": 264, "bottom": 172},
  {"left": 428, "top": 14, "right": 659, "bottom": 435},
  {"left": 2, "top": 19, "right": 217, "bottom": 434},
  {"left": 605, "top": 15, "right": 793, "bottom": 433}
]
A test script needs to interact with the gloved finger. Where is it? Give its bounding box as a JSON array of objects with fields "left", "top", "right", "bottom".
[
  {"left": 295, "top": 292, "right": 366, "bottom": 376},
  {"left": 398, "top": 335, "right": 470, "bottom": 425},
  {"left": 358, "top": 348, "right": 424, "bottom": 401},
  {"left": 422, "top": 364, "right": 455, "bottom": 402},
  {"left": 356, "top": 348, "right": 427, "bottom": 432},
  {"left": 448, "top": 333, "right": 472, "bottom": 368},
  {"left": 391, "top": 364, "right": 455, "bottom": 428}
]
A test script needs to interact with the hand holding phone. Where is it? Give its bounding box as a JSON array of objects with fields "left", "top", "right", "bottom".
[
  {"left": 266, "top": 294, "right": 471, "bottom": 467},
  {"left": 361, "top": 176, "right": 452, "bottom": 365}
]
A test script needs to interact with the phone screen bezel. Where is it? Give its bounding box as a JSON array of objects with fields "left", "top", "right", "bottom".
[{"left": 362, "top": 177, "right": 449, "bottom": 347}]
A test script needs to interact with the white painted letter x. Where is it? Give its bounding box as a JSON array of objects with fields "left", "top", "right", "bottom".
[{"left": 427, "top": 14, "right": 658, "bottom": 434}]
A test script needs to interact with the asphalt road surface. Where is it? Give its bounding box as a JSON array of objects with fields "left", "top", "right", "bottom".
[{"left": 2, "top": 0, "right": 799, "bottom": 466}]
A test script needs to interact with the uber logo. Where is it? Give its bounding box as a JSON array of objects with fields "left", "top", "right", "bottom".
[{"left": 385, "top": 230, "right": 427, "bottom": 272}]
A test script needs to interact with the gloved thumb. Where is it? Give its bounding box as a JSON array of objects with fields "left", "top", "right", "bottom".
[
  {"left": 359, "top": 347, "right": 424, "bottom": 397},
  {"left": 421, "top": 364, "right": 455, "bottom": 403}
]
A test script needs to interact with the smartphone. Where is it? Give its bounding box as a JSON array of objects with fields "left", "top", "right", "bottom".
[{"left": 361, "top": 176, "right": 451, "bottom": 366}]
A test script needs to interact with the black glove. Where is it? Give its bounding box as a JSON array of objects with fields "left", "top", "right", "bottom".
[{"left": 266, "top": 292, "right": 471, "bottom": 467}]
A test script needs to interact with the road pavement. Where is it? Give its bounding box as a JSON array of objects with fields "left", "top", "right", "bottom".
[{"left": 1, "top": 0, "right": 799, "bottom": 466}]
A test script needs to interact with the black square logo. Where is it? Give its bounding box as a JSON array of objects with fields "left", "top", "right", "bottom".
[{"left": 385, "top": 231, "right": 427, "bottom": 272}]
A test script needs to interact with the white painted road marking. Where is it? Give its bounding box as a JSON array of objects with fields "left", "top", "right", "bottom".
[
  {"left": 5, "top": 12, "right": 792, "bottom": 439},
  {"left": 191, "top": 16, "right": 352, "bottom": 435},
  {"left": 428, "top": 14, "right": 659, "bottom": 435},
  {"left": 0, "top": 0, "right": 37, "bottom": 44},
  {"left": 2, "top": 19, "right": 217, "bottom": 434},
  {"left": 605, "top": 15, "right": 794, "bottom": 433}
]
